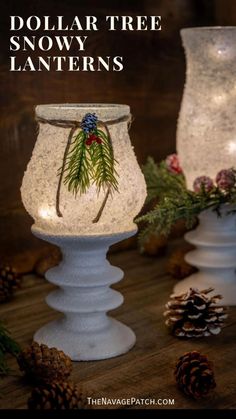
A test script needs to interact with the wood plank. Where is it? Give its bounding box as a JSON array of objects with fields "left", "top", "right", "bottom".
[{"left": 0, "top": 247, "right": 235, "bottom": 409}]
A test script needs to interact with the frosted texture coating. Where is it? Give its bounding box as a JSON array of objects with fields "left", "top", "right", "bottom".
[
  {"left": 21, "top": 104, "right": 147, "bottom": 235},
  {"left": 177, "top": 27, "right": 236, "bottom": 189}
]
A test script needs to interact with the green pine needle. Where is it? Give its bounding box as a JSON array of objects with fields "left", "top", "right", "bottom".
[
  {"left": 143, "top": 157, "right": 186, "bottom": 204},
  {"left": 91, "top": 129, "right": 119, "bottom": 193},
  {"left": 62, "top": 129, "right": 118, "bottom": 196},
  {"left": 63, "top": 131, "right": 91, "bottom": 196},
  {"left": 137, "top": 190, "right": 202, "bottom": 236},
  {"left": 0, "top": 322, "right": 21, "bottom": 376}
]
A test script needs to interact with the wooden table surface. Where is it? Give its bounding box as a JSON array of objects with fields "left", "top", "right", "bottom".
[{"left": 0, "top": 244, "right": 236, "bottom": 410}]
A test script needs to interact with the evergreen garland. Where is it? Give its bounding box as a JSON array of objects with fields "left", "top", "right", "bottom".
[
  {"left": 142, "top": 156, "right": 185, "bottom": 203},
  {"left": 136, "top": 155, "right": 236, "bottom": 238}
]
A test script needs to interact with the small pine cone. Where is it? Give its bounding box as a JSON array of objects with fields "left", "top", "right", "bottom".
[
  {"left": 28, "top": 381, "right": 88, "bottom": 410},
  {"left": 34, "top": 248, "right": 62, "bottom": 277},
  {"left": 167, "top": 248, "right": 197, "bottom": 279},
  {"left": 17, "top": 341, "right": 72, "bottom": 383},
  {"left": 175, "top": 351, "right": 216, "bottom": 398},
  {"left": 0, "top": 265, "right": 21, "bottom": 303},
  {"left": 170, "top": 219, "right": 189, "bottom": 239},
  {"left": 164, "top": 287, "right": 227, "bottom": 338},
  {"left": 140, "top": 232, "right": 167, "bottom": 256}
]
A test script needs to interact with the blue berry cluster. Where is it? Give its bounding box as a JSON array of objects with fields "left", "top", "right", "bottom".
[{"left": 80, "top": 113, "right": 98, "bottom": 134}]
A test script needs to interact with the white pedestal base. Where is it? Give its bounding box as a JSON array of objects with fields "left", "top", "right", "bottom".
[
  {"left": 34, "top": 318, "right": 135, "bottom": 361},
  {"left": 173, "top": 207, "right": 236, "bottom": 305},
  {"left": 173, "top": 272, "right": 236, "bottom": 306},
  {"left": 32, "top": 226, "right": 137, "bottom": 360}
]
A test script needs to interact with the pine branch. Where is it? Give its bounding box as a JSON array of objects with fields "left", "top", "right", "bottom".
[
  {"left": 63, "top": 131, "right": 92, "bottom": 196},
  {"left": 143, "top": 157, "right": 186, "bottom": 203},
  {"left": 137, "top": 187, "right": 236, "bottom": 237},
  {"left": 137, "top": 156, "right": 236, "bottom": 242},
  {"left": 91, "top": 128, "right": 119, "bottom": 193},
  {"left": 0, "top": 322, "right": 21, "bottom": 376},
  {"left": 61, "top": 127, "right": 119, "bottom": 198}
]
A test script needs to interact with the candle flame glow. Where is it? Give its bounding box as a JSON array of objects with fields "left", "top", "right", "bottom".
[
  {"left": 227, "top": 140, "right": 236, "bottom": 154},
  {"left": 38, "top": 207, "right": 53, "bottom": 219}
]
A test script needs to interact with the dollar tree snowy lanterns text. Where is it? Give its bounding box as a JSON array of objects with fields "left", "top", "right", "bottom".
[{"left": 9, "top": 15, "right": 161, "bottom": 72}]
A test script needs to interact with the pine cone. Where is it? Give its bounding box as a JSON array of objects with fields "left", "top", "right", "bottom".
[
  {"left": 28, "top": 381, "right": 88, "bottom": 409},
  {"left": 17, "top": 341, "right": 72, "bottom": 383},
  {"left": 175, "top": 351, "right": 216, "bottom": 398},
  {"left": 164, "top": 287, "right": 227, "bottom": 337},
  {"left": 140, "top": 232, "right": 167, "bottom": 256},
  {"left": 34, "top": 248, "right": 62, "bottom": 277},
  {"left": 170, "top": 219, "right": 189, "bottom": 239},
  {"left": 0, "top": 265, "right": 21, "bottom": 303},
  {"left": 167, "top": 248, "right": 197, "bottom": 279}
]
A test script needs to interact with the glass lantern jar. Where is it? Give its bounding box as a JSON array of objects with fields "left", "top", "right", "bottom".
[
  {"left": 177, "top": 27, "right": 236, "bottom": 189},
  {"left": 21, "top": 104, "right": 146, "bottom": 235}
]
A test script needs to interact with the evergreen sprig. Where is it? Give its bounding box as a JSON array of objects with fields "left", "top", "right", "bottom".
[
  {"left": 138, "top": 190, "right": 203, "bottom": 237},
  {"left": 0, "top": 321, "right": 21, "bottom": 376},
  {"left": 143, "top": 157, "right": 186, "bottom": 203},
  {"left": 91, "top": 129, "right": 119, "bottom": 193},
  {"left": 63, "top": 131, "right": 91, "bottom": 195},
  {"left": 62, "top": 127, "right": 118, "bottom": 196},
  {"left": 136, "top": 157, "right": 236, "bottom": 239}
]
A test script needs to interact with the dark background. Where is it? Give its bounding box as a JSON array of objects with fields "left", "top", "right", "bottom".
[{"left": 0, "top": 0, "right": 236, "bottom": 262}]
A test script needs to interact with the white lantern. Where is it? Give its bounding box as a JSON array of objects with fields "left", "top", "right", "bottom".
[
  {"left": 21, "top": 104, "right": 147, "bottom": 360},
  {"left": 175, "top": 27, "right": 236, "bottom": 305}
]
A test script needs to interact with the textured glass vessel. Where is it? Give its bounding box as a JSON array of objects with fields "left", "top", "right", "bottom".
[
  {"left": 177, "top": 27, "right": 236, "bottom": 189},
  {"left": 174, "top": 28, "right": 236, "bottom": 306},
  {"left": 21, "top": 104, "right": 146, "bottom": 235}
]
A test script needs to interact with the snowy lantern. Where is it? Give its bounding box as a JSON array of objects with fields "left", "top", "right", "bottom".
[
  {"left": 175, "top": 27, "right": 236, "bottom": 305},
  {"left": 21, "top": 104, "right": 146, "bottom": 360}
]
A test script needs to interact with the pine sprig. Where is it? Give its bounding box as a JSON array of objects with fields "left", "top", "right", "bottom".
[
  {"left": 0, "top": 321, "right": 21, "bottom": 376},
  {"left": 61, "top": 120, "right": 118, "bottom": 197},
  {"left": 91, "top": 129, "right": 119, "bottom": 193},
  {"left": 137, "top": 191, "right": 201, "bottom": 236},
  {"left": 63, "top": 131, "right": 91, "bottom": 196},
  {"left": 137, "top": 186, "right": 236, "bottom": 237},
  {"left": 143, "top": 157, "right": 186, "bottom": 204}
]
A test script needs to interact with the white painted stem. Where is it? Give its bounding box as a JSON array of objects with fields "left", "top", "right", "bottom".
[
  {"left": 173, "top": 207, "right": 236, "bottom": 305},
  {"left": 32, "top": 226, "right": 137, "bottom": 360}
]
